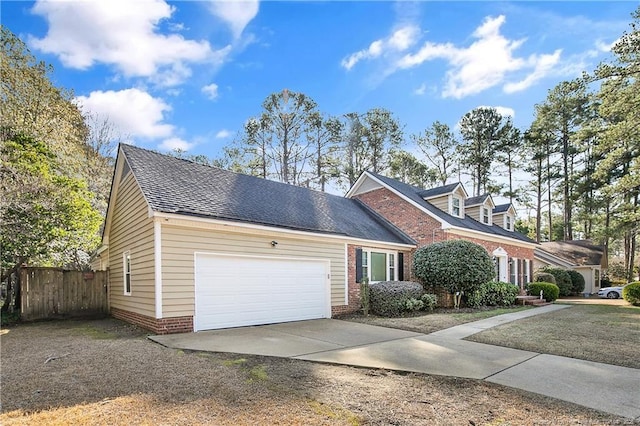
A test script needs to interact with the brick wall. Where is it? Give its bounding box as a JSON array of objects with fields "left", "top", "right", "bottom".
[
  {"left": 331, "top": 244, "right": 363, "bottom": 316},
  {"left": 355, "top": 188, "right": 445, "bottom": 247},
  {"left": 355, "top": 186, "right": 536, "bottom": 291},
  {"left": 111, "top": 307, "right": 193, "bottom": 334}
]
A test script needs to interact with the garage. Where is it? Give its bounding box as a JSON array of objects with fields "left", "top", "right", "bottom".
[{"left": 194, "top": 253, "right": 331, "bottom": 331}]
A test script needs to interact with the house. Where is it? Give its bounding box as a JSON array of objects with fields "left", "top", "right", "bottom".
[
  {"left": 534, "top": 240, "right": 606, "bottom": 294},
  {"left": 93, "top": 144, "right": 537, "bottom": 334},
  {"left": 346, "top": 173, "right": 537, "bottom": 287}
]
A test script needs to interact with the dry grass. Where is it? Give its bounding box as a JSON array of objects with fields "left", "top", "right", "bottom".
[
  {"left": 341, "top": 306, "right": 533, "bottom": 334},
  {"left": 467, "top": 304, "right": 640, "bottom": 369},
  {"left": 1, "top": 318, "right": 626, "bottom": 425}
]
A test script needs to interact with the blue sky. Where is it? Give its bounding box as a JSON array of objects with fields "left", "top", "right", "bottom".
[{"left": 3, "top": 1, "right": 636, "bottom": 164}]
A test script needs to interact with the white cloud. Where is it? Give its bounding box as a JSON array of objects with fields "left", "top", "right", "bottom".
[
  {"left": 159, "top": 137, "right": 194, "bottom": 152},
  {"left": 414, "top": 83, "right": 427, "bottom": 95},
  {"left": 29, "top": 0, "right": 225, "bottom": 86},
  {"left": 595, "top": 38, "right": 619, "bottom": 53},
  {"left": 398, "top": 16, "right": 533, "bottom": 98},
  {"left": 503, "top": 50, "right": 562, "bottom": 94},
  {"left": 350, "top": 15, "right": 562, "bottom": 99},
  {"left": 479, "top": 105, "right": 515, "bottom": 118},
  {"left": 202, "top": 83, "right": 219, "bottom": 100},
  {"left": 207, "top": 0, "right": 260, "bottom": 39},
  {"left": 341, "top": 25, "right": 420, "bottom": 70},
  {"left": 75, "top": 88, "right": 174, "bottom": 139},
  {"left": 215, "top": 129, "right": 232, "bottom": 139}
]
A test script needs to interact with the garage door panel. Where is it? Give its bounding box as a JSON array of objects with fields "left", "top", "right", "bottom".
[{"left": 195, "top": 254, "right": 329, "bottom": 331}]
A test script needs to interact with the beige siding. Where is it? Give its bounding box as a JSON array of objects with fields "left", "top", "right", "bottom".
[
  {"left": 466, "top": 205, "right": 481, "bottom": 221},
  {"left": 428, "top": 195, "right": 449, "bottom": 212},
  {"left": 161, "top": 225, "right": 346, "bottom": 317},
  {"left": 108, "top": 173, "right": 155, "bottom": 317}
]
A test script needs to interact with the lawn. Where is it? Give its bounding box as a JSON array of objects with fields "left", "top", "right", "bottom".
[
  {"left": 466, "top": 303, "right": 640, "bottom": 369},
  {"left": 341, "top": 305, "right": 533, "bottom": 334},
  {"left": 0, "top": 317, "right": 625, "bottom": 425}
]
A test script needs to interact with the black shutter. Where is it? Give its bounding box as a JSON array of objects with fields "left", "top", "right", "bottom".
[
  {"left": 398, "top": 253, "right": 404, "bottom": 281},
  {"left": 355, "top": 248, "right": 363, "bottom": 283}
]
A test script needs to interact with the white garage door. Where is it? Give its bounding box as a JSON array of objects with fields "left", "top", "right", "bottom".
[{"left": 194, "top": 253, "right": 330, "bottom": 331}]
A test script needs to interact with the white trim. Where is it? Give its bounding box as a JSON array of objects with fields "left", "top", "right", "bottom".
[
  {"left": 451, "top": 195, "right": 463, "bottom": 218},
  {"left": 153, "top": 211, "right": 415, "bottom": 249},
  {"left": 154, "top": 221, "right": 162, "bottom": 319},
  {"left": 446, "top": 225, "right": 539, "bottom": 248},
  {"left": 344, "top": 243, "right": 349, "bottom": 305},
  {"left": 360, "top": 248, "right": 398, "bottom": 283}
]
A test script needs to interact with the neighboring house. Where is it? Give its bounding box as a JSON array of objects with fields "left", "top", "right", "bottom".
[
  {"left": 534, "top": 241, "right": 606, "bottom": 294},
  {"left": 94, "top": 144, "right": 537, "bottom": 334}
]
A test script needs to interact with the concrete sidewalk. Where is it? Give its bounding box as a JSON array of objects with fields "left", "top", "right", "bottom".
[{"left": 151, "top": 305, "right": 640, "bottom": 420}]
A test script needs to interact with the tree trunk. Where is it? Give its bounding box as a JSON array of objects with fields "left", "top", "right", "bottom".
[{"left": 536, "top": 156, "right": 543, "bottom": 243}]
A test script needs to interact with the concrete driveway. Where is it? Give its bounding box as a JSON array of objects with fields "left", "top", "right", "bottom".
[{"left": 150, "top": 305, "right": 640, "bottom": 420}]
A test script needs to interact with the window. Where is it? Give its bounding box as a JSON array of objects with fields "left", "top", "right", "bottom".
[
  {"left": 452, "top": 197, "right": 461, "bottom": 217},
  {"left": 358, "top": 249, "right": 397, "bottom": 283},
  {"left": 506, "top": 215, "right": 513, "bottom": 231},
  {"left": 509, "top": 257, "right": 516, "bottom": 284},
  {"left": 524, "top": 260, "right": 531, "bottom": 284},
  {"left": 123, "top": 251, "right": 131, "bottom": 295},
  {"left": 482, "top": 207, "right": 490, "bottom": 224},
  {"left": 361, "top": 250, "right": 369, "bottom": 282}
]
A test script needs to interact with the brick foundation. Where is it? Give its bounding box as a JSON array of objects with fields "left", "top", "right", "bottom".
[{"left": 111, "top": 307, "right": 193, "bottom": 334}]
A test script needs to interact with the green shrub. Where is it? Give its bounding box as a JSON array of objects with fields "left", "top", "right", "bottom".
[
  {"left": 622, "top": 282, "right": 640, "bottom": 306},
  {"left": 369, "top": 281, "right": 424, "bottom": 317},
  {"left": 566, "top": 270, "right": 586, "bottom": 295},
  {"left": 542, "top": 268, "right": 572, "bottom": 297},
  {"left": 413, "top": 240, "right": 494, "bottom": 295},
  {"left": 527, "top": 282, "right": 559, "bottom": 302},
  {"left": 405, "top": 298, "right": 424, "bottom": 312},
  {"left": 467, "top": 281, "right": 519, "bottom": 308},
  {"left": 534, "top": 272, "right": 556, "bottom": 284},
  {"left": 420, "top": 293, "right": 437, "bottom": 311}
]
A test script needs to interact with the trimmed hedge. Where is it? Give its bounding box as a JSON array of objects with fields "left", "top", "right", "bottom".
[
  {"left": 622, "top": 282, "right": 640, "bottom": 306},
  {"left": 542, "top": 268, "right": 572, "bottom": 297},
  {"left": 534, "top": 272, "right": 556, "bottom": 284},
  {"left": 466, "top": 281, "right": 519, "bottom": 308},
  {"left": 566, "top": 270, "right": 586, "bottom": 295},
  {"left": 413, "top": 239, "right": 495, "bottom": 294},
  {"left": 527, "top": 282, "right": 559, "bottom": 302},
  {"left": 369, "top": 281, "right": 424, "bottom": 317}
]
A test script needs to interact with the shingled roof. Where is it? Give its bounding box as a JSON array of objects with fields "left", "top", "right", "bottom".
[
  {"left": 493, "top": 203, "right": 513, "bottom": 214},
  {"left": 366, "top": 172, "right": 536, "bottom": 244},
  {"left": 540, "top": 241, "right": 605, "bottom": 266},
  {"left": 465, "top": 194, "right": 491, "bottom": 207},
  {"left": 118, "top": 144, "right": 414, "bottom": 245},
  {"left": 416, "top": 183, "right": 460, "bottom": 198}
]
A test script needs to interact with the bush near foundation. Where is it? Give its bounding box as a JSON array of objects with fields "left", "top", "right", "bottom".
[
  {"left": 541, "top": 268, "right": 572, "bottom": 297},
  {"left": 413, "top": 240, "right": 494, "bottom": 295},
  {"left": 534, "top": 272, "right": 556, "bottom": 284},
  {"left": 566, "top": 270, "right": 586, "bottom": 295},
  {"left": 527, "top": 282, "right": 559, "bottom": 302},
  {"left": 466, "top": 281, "right": 519, "bottom": 308},
  {"left": 622, "top": 282, "right": 640, "bottom": 306},
  {"left": 369, "top": 281, "right": 424, "bottom": 317}
]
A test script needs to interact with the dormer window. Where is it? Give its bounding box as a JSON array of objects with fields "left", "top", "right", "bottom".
[
  {"left": 506, "top": 215, "right": 513, "bottom": 231},
  {"left": 452, "top": 197, "right": 461, "bottom": 217},
  {"left": 482, "top": 207, "right": 490, "bottom": 224}
]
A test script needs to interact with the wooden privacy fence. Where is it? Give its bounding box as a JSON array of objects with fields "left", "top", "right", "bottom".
[{"left": 20, "top": 267, "right": 108, "bottom": 321}]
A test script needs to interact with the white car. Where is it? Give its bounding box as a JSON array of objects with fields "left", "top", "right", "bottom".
[{"left": 598, "top": 285, "right": 626, "bottom": 299}]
